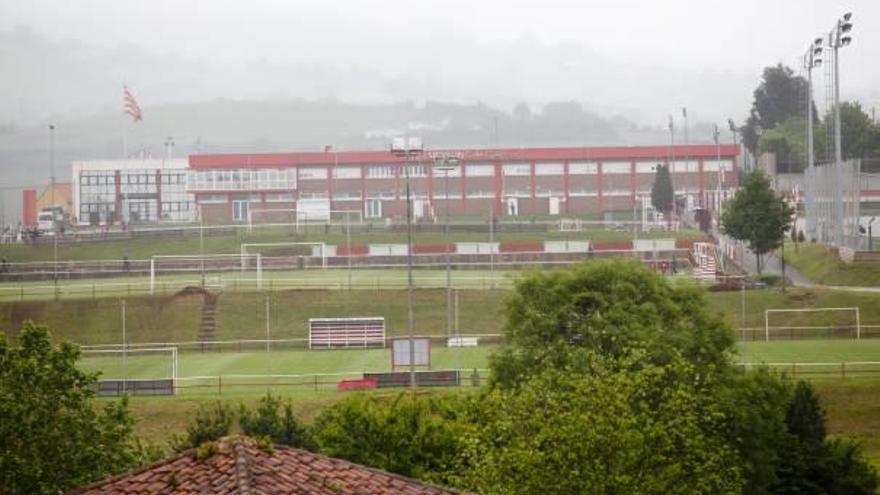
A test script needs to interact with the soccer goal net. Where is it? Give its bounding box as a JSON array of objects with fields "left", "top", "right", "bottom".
[
  {"left": 763, "top": 307, "right": 861, "bottom": 341},
  {"left": 150, "top": 253, "right": 263, "bottom": 293},
  {"left": 78, "top": 346, "right": 179, "bottom": 396}
]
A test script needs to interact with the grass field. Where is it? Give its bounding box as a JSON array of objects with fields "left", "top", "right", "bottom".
[
  {"left": 77, "top": 340, "right": 880, "bottom": 386},
  {"left": 783, "top": 242, "right": 880, "bottom": 287},
  {"left": 0, "top": 223, "right": 706, "bottom": 263},
  {"left": 88, "top": 341, "right": 880, "bottom": 466}
]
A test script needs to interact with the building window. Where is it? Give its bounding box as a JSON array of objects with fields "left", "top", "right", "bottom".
[
  {"left": 502, "top": 164, "right": 530, "bottom": 176},
  {"left": 466, "top": 164, "right": 494, "bottom": 177},
  {"left": 535, "top": 163, "right": 563, "bottom": 176},
  {"left": 365, "top": 199, "right": 382, "bottom": 218},
  {"left": 569, "top": 162, "right": 598, "bottom": 175},
  {"left": 367, "top": 166, "right": 396, "bottom": 179},
  {"left": 265, "top": 193, "right": 295, "bottom": 203}
]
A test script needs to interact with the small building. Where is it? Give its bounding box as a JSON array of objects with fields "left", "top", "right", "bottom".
[
  {"left": 72, "top": 158, "right": 193, "bottom": 226},
  {"left": 66, "top": 436, "right": 466, "bottom": 495}
]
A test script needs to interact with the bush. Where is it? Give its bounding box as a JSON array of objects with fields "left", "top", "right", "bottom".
[
  {"left": 169, "top": 402, "right": 235, "bottom": 452},
  {"left": 312, "top": 393, "right": 472, "bottom": 484},
  {"left": 239, "top": 393, "right": 316, "bottom": 450}
]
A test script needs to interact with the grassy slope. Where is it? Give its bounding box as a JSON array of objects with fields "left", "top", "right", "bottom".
[
  {"left": 0, "top": 225, "right": 705, "bottom": 262},
  {"left": 4, "top": 286, "right": 880, "bottom": 346},
  {"left": 704, "top": 287, "right": 880, "bottom": 336},
  {"left": 0, "top": 293, "right": 202, "bottom": 344},
  {"left": 216, "top": 289, "right": 507, "bottom": 341},
  {"left": 783, "top": 243, "right": 880, "bottom": 287}
]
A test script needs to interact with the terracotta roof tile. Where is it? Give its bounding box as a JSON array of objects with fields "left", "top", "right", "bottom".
[{"left": 67, "top": 436, "right": 469, "bottom": 495}]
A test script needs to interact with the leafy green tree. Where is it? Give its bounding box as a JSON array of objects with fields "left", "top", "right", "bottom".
[
  {"left": 0, "top": 322, "right": 153, "bottom": 495},
  {"left": 463, "top": 360, "right": 743, "bottom": 495},
  {"left": 721, "top": 170, "right": 794, "bottom": 273},
  {"left": 714, "top": 369, "right": 792, "bottom": 494},
  {"left": 239, "top": 393, "right": 316, "bottom": 450},
  {"left": 742, "top": 64, "right": 810, "bottom": 156},
  {"left": 774, "top": 381, "right": 877, "bottom": 494},
  {"left": 169, "top": 401, "right": 235, "bottom": 452},
  {"left": 650, "top": 163, "right": 674, "bottom": 216},
  {"left": 816, "top": 101, "right": 880, "bottom": 160},
  {"left": 312, "top": 393, "right": 471, "bottom": 485},
  {"left": 490, "top": 260, "right": 734, "bottom": 388},
  {"left": 759, "top": 117, "right": 808, "bottom": 172}
]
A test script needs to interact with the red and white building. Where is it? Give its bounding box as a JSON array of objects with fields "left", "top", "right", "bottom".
[{"left": 188, "top": 144, "right": 740, "bottom": 223}]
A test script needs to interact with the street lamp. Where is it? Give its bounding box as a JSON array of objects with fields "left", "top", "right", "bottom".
[
  {"left": 434, "top": 156, "right": 458, "bottom": 339},
  {"left": 390, "top": 136, "right": 424, "bottom": 391}
]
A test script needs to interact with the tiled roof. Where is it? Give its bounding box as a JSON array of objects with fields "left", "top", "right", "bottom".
[{"left": 67, "top": 436, "right": 467, "bottom": 495}]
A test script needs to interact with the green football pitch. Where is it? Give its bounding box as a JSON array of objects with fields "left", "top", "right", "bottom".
[{"left": 77, "top": 339, "right": 880, "bottom": 396}]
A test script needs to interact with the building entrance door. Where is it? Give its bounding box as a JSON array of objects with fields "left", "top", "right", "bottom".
[
  {"left": 549, "top": 197, "right": 561, "bottom": 215},
  {"left": 232, "top": 200, "right": 249, "bottom": 223},
  {"left": 506, "top": 198, "right": 519, "bottom": 217}
]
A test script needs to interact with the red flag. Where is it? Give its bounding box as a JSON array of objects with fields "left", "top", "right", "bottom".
[{"left": 123, "top": 85, "right": 143, "bottom": 122}]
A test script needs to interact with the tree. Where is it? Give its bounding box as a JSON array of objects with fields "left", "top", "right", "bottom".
[
  {"left": 0, "top": 322, "right": 152, "bottom": 495},
  {"left": 816, "top": 101, "right": 880, "bottom": 160},
  {"left": 721, "top": 170, "right": 794, "bottom": 273},
  {"left": 650, "top": 163, "right": 674, "bottom": 216},
  {"left": 774, "top": 381, "right": 877, "bottom": 494},
  {"left": 463, "top": 361, "right": 743, "bottom": 495},
  {"left": 742, "top": 65, "right": 810, "bottom": 156},
  {"left": 759, "top": 117, "right": 808, "bottom": 172},
  {"left": 489, "top": 260, "right": 734, "bottom": 389},
  {"left": 239, "top": 393, "right": 316, "bottom": 450}
]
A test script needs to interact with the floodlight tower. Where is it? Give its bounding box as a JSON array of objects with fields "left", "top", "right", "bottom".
[
  {"left": 434, "top": 156, "right": 458, "bottom": 339},
  {"left": 828, "top": 12, "right": 854, "bottom": 246},
  {"left": 390, "top": 136, "right": 424, "bottom": 391},
  {"left": 803, "top": 37, "right": 824, "bottom": 239}
]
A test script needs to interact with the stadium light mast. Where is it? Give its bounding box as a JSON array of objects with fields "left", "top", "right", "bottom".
[
  {"left": 434, "top": 156, "right": 458, "bottom": 339},
  {"left": 803, "top": 37, "right": 823, "bottom": 239},
  {"left": 829, "top": 12, "right": 853, "bottom": 246},
  {"left": 49, "top": 124, "right": 59, "bottom": 299},
  {"left": 390, "top": 136, "right": 424, "bottom": 391}
]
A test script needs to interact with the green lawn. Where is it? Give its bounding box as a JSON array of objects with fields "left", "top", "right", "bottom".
[
  {"left": 783, "top": 242, "right": 880, "bottom": 287},
  {"left": 79, "top": 346, "right": 492, "bottom": 381},
  {"left": 0, "top": 224, "right": 705, "bottom": 263},
  {"left": 4, "top": 285, "right": 880, "bottom": 346}
]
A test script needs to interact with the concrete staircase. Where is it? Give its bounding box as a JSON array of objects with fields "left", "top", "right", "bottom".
[
  {"left": 692, "top": 242, "right": 718, "bottom": 282},
  {"left": 198, "top": 292, "right": 219, "bottom": 345}
]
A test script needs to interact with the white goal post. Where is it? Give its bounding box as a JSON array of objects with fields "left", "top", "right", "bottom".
[
  {"left": 150, "top": 254, "right": 262, "bottom": 294},
  {"left": 241, "top": 242, "right": 328, "bottom": 269},
  {"left": 79, "top": 346, "right": 179, "bottom": 394},
  {"left": 764, "top": 307, "right": 861, "bottom": 341}
]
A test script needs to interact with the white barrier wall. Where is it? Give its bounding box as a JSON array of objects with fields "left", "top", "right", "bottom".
[
  {"left": 544, "top": 240, "right": 591, "bottom": 253},
  {"left": 368, "top": 244, "right": 409, "bottom": 256},
  {"left": 633, "top": 239, "right": 676, "bottom": 252},
  {"left": 455, "top": 242, "right": 499, "bottom": 254}
]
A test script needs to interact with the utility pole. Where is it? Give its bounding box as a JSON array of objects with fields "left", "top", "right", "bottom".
[{"left": 49, "top": 124, "right": 58, "bottom": 299}]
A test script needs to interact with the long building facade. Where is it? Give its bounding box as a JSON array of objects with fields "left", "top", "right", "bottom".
[
  {"left": 71, "top": 145, "right": 739, "bottom": 225},
  {"left": 188, "top": 145, "right": 739, "bottom": 223}
]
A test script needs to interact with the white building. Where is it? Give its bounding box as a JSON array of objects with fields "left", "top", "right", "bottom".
[{"left": 72, "top": 159, "right": 194, "bottom": 225}]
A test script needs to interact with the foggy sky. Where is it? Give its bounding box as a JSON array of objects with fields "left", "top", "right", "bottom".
[{"left": 1, "top": 0, "right": 878, "bottom": 125}]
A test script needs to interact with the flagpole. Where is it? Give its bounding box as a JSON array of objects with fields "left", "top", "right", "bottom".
[{"left": 121, "top": 84, "right": 127, "bottom": 158}]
